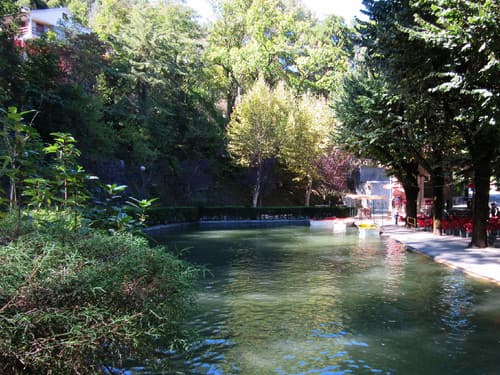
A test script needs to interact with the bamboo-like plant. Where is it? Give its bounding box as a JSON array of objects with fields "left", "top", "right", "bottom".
[{"left": 0, "top": 107, "right": 39, "bottom": 210}]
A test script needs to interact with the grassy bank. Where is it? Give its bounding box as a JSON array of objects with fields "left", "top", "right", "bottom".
[{"left": 0, "top": 213, "right": 199, "bottom": 374}]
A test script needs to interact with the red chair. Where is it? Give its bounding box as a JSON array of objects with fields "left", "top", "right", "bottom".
[
  {"left": 463, "top": 222, "right": 473, "bottom": 237},
  {"left": 416, "top": 214, "right": 433, "bottom": 231},
  {"left": 442, "top": 219, "right": 452, "bottom": 235},
  {"left": 416, "top": 214, "right": 427, "bottom": 230},
  {"left": 487, "top": 218, "right": 500, "bottom": 236},
  {"left": 453, "top": 218, "right": 463, "bottom": 236},
  {"left": 424, "top": 217, "right": 433, "bottom": 231}
]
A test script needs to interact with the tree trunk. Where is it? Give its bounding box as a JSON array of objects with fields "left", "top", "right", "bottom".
[
  {"left": 138, "top": 82, "right": 149, "bottom": 117},
  {"left": 402, "top": 180, "right": 419, "bottom": 227},
  {"left": 226, "top": 91, "right": 236, "bottom": 122},
  {"left": 9, "top": 180, "right": 16, "bottom": 209},
  {"left": 470, "top": 160, "right": 491, "bottom": 248},
  {"left": 304, "top": 175, "right": 313, "bottom": 207},
  {"left": 252, "top": 163, "right": 263, "bottom": 208},
  {"left": 432, "top": 168, "right": 444, "bottom": 235},
  {"left": 9, "top": 160, "right": 16, "bottom": 209}
]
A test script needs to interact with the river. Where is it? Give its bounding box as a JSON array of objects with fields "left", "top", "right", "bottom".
[{"left": 121, "top": 226, "right": 500, "bottom": 374}]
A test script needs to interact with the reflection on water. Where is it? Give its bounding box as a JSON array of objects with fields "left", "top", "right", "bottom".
[{"left": 119, "top": 227, "right": 500, "bottom": 374}]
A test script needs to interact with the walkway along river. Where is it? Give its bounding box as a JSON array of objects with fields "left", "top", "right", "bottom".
[{"left": 381, "top": 224, "right": 500, "bottom": 285}]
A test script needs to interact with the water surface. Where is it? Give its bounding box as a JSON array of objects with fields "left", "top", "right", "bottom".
[{"left": 125, "top": 226, "right": 500, "bottom": 374}]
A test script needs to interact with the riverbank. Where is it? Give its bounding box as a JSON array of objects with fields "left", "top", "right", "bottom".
[{"left": 381, "top": 224, "right": 500, "bottom": 285}]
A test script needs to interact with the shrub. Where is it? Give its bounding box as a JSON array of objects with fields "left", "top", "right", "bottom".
[
  {"left": 146, "top": 205, "right": 352, "bottom": 224},
  {"left": 0, "top": 213, "right": 35, "bottom": 245},
  {"left": 147, "top": 206, "right": 200, "bottom": 225},
  {"left": 198, "top": 205, "right": 351, "bottom": 220},
  {"left": 0, "top": 216, "right": 199, "bottom": 374}
]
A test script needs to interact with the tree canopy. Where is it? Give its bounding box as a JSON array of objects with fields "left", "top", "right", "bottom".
[
  {"left": 0, "top": 0, "right": 497, "bottom": 229},
  {"left": 335, "top": 0, "right": 499, "bottom": 246}
]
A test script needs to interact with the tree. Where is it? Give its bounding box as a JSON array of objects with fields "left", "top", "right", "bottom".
[
  {"left": 281, "top": 94, "right": 334, "bottom": 206},
  {"left": 359, "top": 0, "right": 499, "bottom": 245},
  {"left": 206, "top": 0, "right": 353, "bottom": 121},
  {"left": 360, "top": 0, "right": 475, "bottom": 235},
  {"left": 0, "top": 4, "right": 26, "bottom": 109},
  {"left": 315, "top": 147, "right": 354, "bottom": 204},
  {"left": 0, "top": 0, "right": 17, "bottom": 15},
  {"left": 0, "top": 107, "right": 40, "bottom": 210},
  {"left": 205, "top": 0, "right": 251, "bottom": 120},
  {"left": 44, "top": 132, "right": 82, "bottom": 205},
  {"left": 340, "top": 0, "right": 497, "bottom": 242},
  {"left": 89, "top": 0, "right": 133, "bottom": 37},
  {"left": 286, "top": 14, "right": 353, "bottom": 97},
  {"left": 100, "top": 2, "right": 223, "bottom": 168},
  {"left": 406, "top": 0, "right": 500, "bottom": 246},
  {"left": 335, "top": 66, "right": 422, "bottom": 221},
  {"left": 12, "top": 32, "right": 116, "bottom": 159},
  {"left": 227, "top": 78, "right": 288, "bottom": 206}
]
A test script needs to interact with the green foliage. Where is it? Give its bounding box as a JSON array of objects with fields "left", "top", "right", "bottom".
[
  {"left": 147, "top": 206, "right": 201, "bottom": 225},
  {"left": 125, "top": 196, "right": 159, "bottom": 226},
  {"left": 0, "top": 214, "right": 199, "bottom": 374},
  {"left": 0, "top": 0, "right": 18, "bottom": 16},
  {"left": 409, "top": 0, "right": 500, "bottom": 246},
  {"left": 8, "top": 31, "right": 116, "bottom": 160},
  {"left": 281, "top": 94, "right": 336, "bottom": 205},
  {"left": 227, "top": 78, "right": 288, "bottom": 167},
  {"left": 90, "top": 0, "right": 134, "bottom": 38},
  {"left": 1, "top": 1, "right": 353, "bottom": 207},
  {"left": 206, "top": 0, "right": 353, "bottom": 122},
  {"left": 44, "top": 132, "right": 83, "bottom": 203},
  {"left": 23, "top": 177, "right": 53, "bottom": 208},
  {"left": 146, "top": 205, "right": 351, "bottom": 224},
  {"left": 199, "top": 205, "right": 350, "bottom": 220},
  {"left": 0, "top": 2, "right": 23, "bottom": 107},
  {"left": 100, "top": 1, "right": 222, "bottom": 166},
  {"left": 351, "top": 0, "right": 500, "bottom": 245},
  {"left": 41, "top": 132, "right": 96, "bottom": 231},
  {"left": 0, "top": 106, "right": 41, "bottom": 209},
  {"left": 85, "top": 183, "right": 157, "bottom": 234},
  {"left": 227, "top": 78, "right": 290, "bottom": 206},
  {"left": 0, "top": 211, "right": 35, "bottom": 243},
  {"left": 286, "top": 14, "right": 354, "bottom": 96}
]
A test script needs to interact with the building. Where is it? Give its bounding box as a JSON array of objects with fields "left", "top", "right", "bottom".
[{"left": 15, "top": 7, "right": 87, "bottom": 46}]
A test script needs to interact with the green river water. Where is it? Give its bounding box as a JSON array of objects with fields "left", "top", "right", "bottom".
[{"left": 122, "top": 226, "right": 500, "bottom": 374}]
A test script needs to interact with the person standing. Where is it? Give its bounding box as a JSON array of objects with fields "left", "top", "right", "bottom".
[
  {"left": 394, "top": 209, "right": 399, "bottom": 225},
  {"left": 490, "top": 202, "right": 498, "bottom": 217}
]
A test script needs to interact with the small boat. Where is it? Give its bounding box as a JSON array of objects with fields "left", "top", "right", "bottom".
[
  {"left": 309, "top": 217, "right": 337, "bottom": 229},
  {"left": 356, "top": 223, "right": 380, "bottom": 237},
  {"left": 309, "top": 217, "right": 348, "bottom": 232}
]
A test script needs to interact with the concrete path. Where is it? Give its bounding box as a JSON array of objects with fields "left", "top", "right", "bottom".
[{"left": 380, "top": 225, "right": 500, "bottom": 285}]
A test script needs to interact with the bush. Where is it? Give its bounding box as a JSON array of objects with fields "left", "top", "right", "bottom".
[
  {"left": 0, "top": 213, "right": 35, "bottom": 245},
  {"left": 198, "top": 205, "right": 351, "bottom": 220},
  {"left": 0, "top": 215, "right": 199, "bottom": 374},
  {"left": 147, "top": 205, "right": 352, "bottom": 224},
  {"left": 147, "top": 206, "right": 200, "bottom": 225}
]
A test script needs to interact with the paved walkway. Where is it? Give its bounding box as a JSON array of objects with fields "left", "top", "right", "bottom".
[{"left": 380, "top": 225, "right": 500, "bottom": 285}]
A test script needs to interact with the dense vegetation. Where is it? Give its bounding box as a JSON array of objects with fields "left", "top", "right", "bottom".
[
  {"left": 0, "top": 0, "right": 356, "bottom": 209},
  {"left": 0, "top": 0, "right": 498, "bottom": 371},
  {"left": 0, "top": 108, "right": 199, "bottom": 373},
  {"left": 336, "top": 0, "right": 499, "bottom": 246},
  {"left": 0, "top": 216, "right": 199, "bottom": 374}
]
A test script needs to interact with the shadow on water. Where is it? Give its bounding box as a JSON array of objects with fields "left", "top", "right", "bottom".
[{"left": 114, "top": 226, "right": 500, "bottom": 375}]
